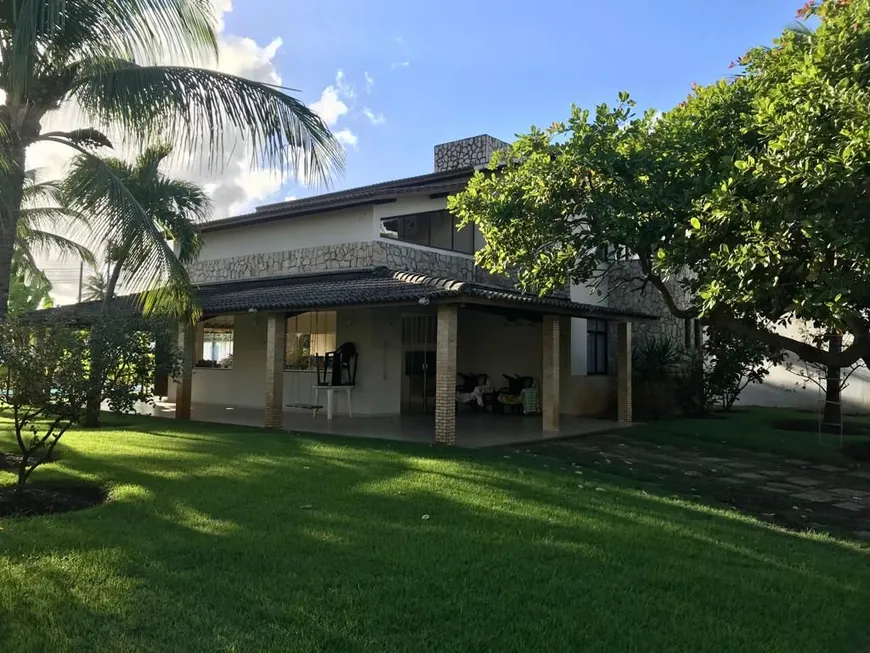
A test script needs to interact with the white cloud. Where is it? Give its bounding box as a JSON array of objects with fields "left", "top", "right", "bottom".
[
  {"left": 334, "top": 129, "right": 358, "bottom": 149},
  {"left": 284, "top": 195, "right": 297, "bottom": 202},
  {"left": 363, "top": 108, "right": 386, "bottom": 126},
  {"left": 364, "top": 71, "right": 374, "bottom": 93},
  {"left": 28, "top": 0, "right": 306, "bottom": 303},
  {"left": 390, "top": 61, "right": 410, "bottom": 70},
  {"left": 310, "top": 86, "right": 348, "bottom": 127}
]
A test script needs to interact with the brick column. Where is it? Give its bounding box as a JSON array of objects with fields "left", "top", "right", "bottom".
[
  {"left": 542, "top": 315, "right": 561, "bottom": 432},
  {"left": 435, "top": 304, "right": 458, "bottom": 445},
  {"left": 264, "top": 313, "right": 286, "bottom": 428},
  {"left": 176, "top": 322, "right": 195, "bottom": 420},
  {"left": 617, "top": 322, "right": 632, "bottom": 423}
]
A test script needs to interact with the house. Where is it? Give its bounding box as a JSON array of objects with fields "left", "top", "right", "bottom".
[{"left": 163, "top": 135, "right": 674, "bottom": 445}]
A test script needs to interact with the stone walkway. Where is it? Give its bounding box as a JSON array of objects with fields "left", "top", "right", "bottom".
[{"left": 516, "top": 434, "right": 870, "bottom": 542}]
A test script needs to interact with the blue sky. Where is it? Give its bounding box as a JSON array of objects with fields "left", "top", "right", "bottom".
[{"left": 225, "top": 0, "right": 801, "bottom": 202}]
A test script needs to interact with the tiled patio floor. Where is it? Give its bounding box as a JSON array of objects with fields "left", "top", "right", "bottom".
[{"left": 148, "top": 401, "right": 628, "bottom": 449}]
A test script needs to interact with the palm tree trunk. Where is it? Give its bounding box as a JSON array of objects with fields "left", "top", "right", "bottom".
[
  {"left": 0, "top": 133, "right": 28, "bottom": 317},
  {"left": 84, "top": 259, "right": 124, "bottom": 428},
  {"left": 823, "top": 334, "right": 842, "bottom": 427}
]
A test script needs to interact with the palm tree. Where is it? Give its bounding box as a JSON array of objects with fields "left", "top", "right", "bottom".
[
  {"left": 64, "top": 144, "right": 208, "bottom": 315},
  {"left": 14, "top": 170, "right": 95, "bottom": 287},
  {"left": 82, "top": 271, "right": 105, "bottom": 302},
  {"left": 0, "top": 0, "right": 343, "bottom": 315}
]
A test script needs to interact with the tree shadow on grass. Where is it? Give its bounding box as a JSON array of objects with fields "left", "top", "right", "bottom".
[{"left": 0, "top": 426, "right": 867, "bottom": 652}]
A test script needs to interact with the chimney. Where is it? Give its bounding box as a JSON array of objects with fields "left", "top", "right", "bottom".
[{"left": 433, "top": 134, "right": 509, "bottom": 172}]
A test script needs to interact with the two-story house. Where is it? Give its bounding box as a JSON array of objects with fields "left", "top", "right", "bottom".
[{"left": 155, "top": 135, "right": 671, "bottom": 446}]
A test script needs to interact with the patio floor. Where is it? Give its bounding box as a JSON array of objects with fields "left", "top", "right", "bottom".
[{"left": 148, "top": 402, "right": 627, "bottom": 449}]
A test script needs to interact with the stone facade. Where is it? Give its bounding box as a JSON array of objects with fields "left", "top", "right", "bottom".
[
  {"left": 434, "top": 135, "right": 510, "bottom": 172},
  {"left": 606, "top": 260, "right": 694, "bottom": 348},
  {"left": 188, "top": 240, "right": 521, "bottom": 290}
]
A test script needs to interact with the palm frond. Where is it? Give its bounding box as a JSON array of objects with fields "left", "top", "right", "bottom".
[
  {"left": 69, "top": 62, "right": 345, "bottom": 186},
  {"left": 14, "top": 0, "right": 217, "bottom": 82},
  {"left": 60, "top": 144, "right": 199, "bottom": 318},
  {"left": 17, "top": 226, "right": 96, "bottom": 266}
]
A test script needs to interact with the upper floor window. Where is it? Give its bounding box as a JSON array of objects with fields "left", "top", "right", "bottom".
[{"left": 380, "top": 210, "right": 476, "bottom": 255}]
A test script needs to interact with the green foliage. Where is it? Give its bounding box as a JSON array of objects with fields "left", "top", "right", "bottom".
[
  {"left": 0, "top": 0, "right": 342, "bottom": 313},
  {"left": 64, "top": 144, "right": 209, "bottom": 317},
  {"left": 631, "top": 337, "right": 686, "bottom": 419},
  {"left": 449, "top": 0, "right": 870, "bottom": 369},
  {"left": 703, "top": 327, "right": 781, "bottom": 411},
  {"left": 6, "top": 271, "right": 52, "bottom": 316},
  {"left": 0, "top": 312, "right": 180, "bottom": 487}
]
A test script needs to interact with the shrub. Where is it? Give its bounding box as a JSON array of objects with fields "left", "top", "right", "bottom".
[
  {"left": 703, "top": 327, "right": 780, "bottom": 411},
  {"left": 0, "top": 312, "right": 180, "bottom": 489}
]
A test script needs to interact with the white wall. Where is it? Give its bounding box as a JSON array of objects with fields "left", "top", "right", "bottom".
[
  {"left": 457, "top": 310, "right": 543, "bottom": 389},
  {"left": 191, "top": 313, "right": 265, "bottom": 407},
  {"left": 569, "top": 262, "right": 611, "bottom": 376},
  {"left": 198, "top": 207, "right": 377, "bottom": 262},
  {"left": 374, "top": 196, "right": 448, "bottom": 220}
]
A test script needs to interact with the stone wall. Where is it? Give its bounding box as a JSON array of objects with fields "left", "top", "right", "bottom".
[
  {"left": 606, "top": 260, "right": 694, "bottom": 348},
  {"left": 188, "top": 240, "right": 516, "bottom": 288},
  {"left": 434, "top": 135, "right": 510, "bottom": 172}
]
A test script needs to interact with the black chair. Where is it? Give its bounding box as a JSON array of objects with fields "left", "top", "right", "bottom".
[{"left": 317, "top": 342, "right": 358, "bottom": 387}]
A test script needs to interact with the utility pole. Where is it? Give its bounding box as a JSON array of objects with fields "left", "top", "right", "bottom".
[{"left": 77, "top": 261, "right": 84, "bottom": 303}]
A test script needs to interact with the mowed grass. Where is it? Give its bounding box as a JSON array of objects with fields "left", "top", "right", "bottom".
[
  {"left": 622, "top": 407, "right": 870, "bottom": 464},
  {"left": 0, "top": 417, "right": 868, "bottom": 652}
]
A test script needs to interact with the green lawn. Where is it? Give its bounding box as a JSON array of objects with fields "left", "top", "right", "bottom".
[
  {"left": 0, "top": 417, "right": 868, "bottom": 652},
  {"left": 622, "top": 407, "right": 870, "bottom": 464}
]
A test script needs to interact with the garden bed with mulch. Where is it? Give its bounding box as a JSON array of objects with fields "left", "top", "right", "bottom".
[
  {"left": 0, "top": 483, "right": 107, "bottom": 518},
  {"left": 0, "top": 451, "right": 54, "bottom": 472}
]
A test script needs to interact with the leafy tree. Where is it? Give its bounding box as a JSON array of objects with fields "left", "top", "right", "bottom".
[
  {"left": 7, "top": 270, "right": 52, "bottom": 315},
  {"left": 0, "top": 0, "right": 343, "bottom": 314},
  {"left": 450, "top": 0, "right": 870, "bottom": 412},
  {"left": 64, "top": 143, "right": 209, "bottom": 315},
  {"left": 0, "top": 311, "right": 179, "bottom": 490}
]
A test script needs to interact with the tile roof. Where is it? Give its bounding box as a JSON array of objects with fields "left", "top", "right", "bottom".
[
  {"left": 201, "top": 167, "right": 477, "bottom": 233},
  {"left": 33, "top": 268, "right": 656, "bottom": 322}
]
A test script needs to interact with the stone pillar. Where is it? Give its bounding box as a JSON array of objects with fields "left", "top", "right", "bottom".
[
  {"left": 264, "top": 313, "right": 286, "bottom": 429},
  {"left": 542, "top": 315, "right": 561, "bottom": 432},
  {"left": 176, "top": 322, "right": 195, "bottom": 420},
  {"left": 617, "top": 322, "right": 632, "bottom": 423},
  {"left": 435, "top": 304, "right": 458, "bottom": 445}
]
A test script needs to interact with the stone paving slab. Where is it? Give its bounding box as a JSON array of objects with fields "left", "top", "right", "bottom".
[
  {"left": 833, "top": 501, "right": 865, "bottom": 512},
  {"left": 764, "top": 482, "right": 803, "bottom": 494},
  {"left": 847, "top": 470, "right": 870, "bottom": 480},
  {"left": 722, "top": 461, "right": 756, "bottom": 470},
  {"left": 758, "top": 470, "right": 789, "bottom": 478},
  {"left": 812, "top": 464, "right": 847, "bottom": 473},
  {"left": 794, "top": 490, "right": 837, "bottom": 503},
  {"left": 734, "top": 472, "right": 766, "bottom": 480},
  {"left": 788, "top": 477, "right": 821, "bottom": 487},
  {"left": 784, "top": 459, "right": 811, "bottom": 466}
]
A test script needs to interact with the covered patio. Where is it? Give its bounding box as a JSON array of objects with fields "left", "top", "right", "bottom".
[
  {"left": 162, "top": 267, "right": 654, "bottom": 445},
  {"left": 150, "top": 401, "right": 630, "bottom": 449}
]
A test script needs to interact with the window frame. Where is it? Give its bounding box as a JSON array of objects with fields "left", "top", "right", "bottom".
[
  {"left": 380, "top": 209, "right": 476, "bottom": 256},
  {"left": 198, "top": 317, "right": 235, "bottom": 369},
  {"left": 284, "top": 311, "right": 337, "bottom": 372},
  {"left": 586, "top": 319, "right": 608, "bottom": 376}
]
